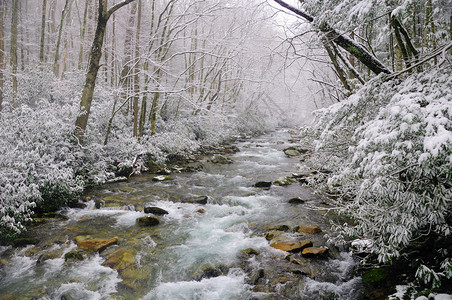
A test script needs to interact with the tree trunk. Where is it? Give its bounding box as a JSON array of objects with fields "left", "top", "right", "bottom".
[
  {"left": 0, "top": 0, "right": 4, "bottom": 111},
  {"left": 39, "top": 0, "right": 47, "bottom": 65},
  {"left": 133, "top": 0, "right": 141, "bottom": 137},
  {"left": 10, "top": 0, "right": 18, "bottom": 108},
  {"left": 273, "top": 0, "right": 391, "bottom": 75},
  {"left": 74, "top": 0, "right": 136, "bottom": 142},
  {"left": 78, "top": 0, "right": 90, "bottom": 70},
  {"left": 53, "top": 0, "right": 70, "bottom": 76}
]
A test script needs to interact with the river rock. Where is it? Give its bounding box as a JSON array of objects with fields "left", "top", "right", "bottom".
[
  {"left": 284, "top": 149, "right": 301, "bottom": 157},
  {"left": 266, "top": 225, "right": 290, "bottom": 232},
  {"left": 152, "top": 175, "right": 174, "bottom": 181},
  {"left": 195, "top": 208, "right": 206, "bottom": 214},
  {"left": 294, "top": 225, "right": 322, "bottom": 234},
  {"left": 288, "top": 197, "right": 305, "bottom": 204},
  {"left": 103, "top": 248, "right": 136, "bottom": 270},
  {"left": 301, "top": 247, "right": 329, "bottom": 257},
  {"left": 265, "top": 230, "right": 285, "bottom": 241},
  {"left": 250, "top": 269, "right": 265, "bottom": 284},
  {"left": 137, "top": 216, "right": 160, "bottom": 226},
  {"left": 208, "top": 155, "right": 233, "bottom": 164},
  {"left": 12, "top": 237, "right": 38, "bottom": 247},
  {"left": 255, "top": 181, "right": 272, "bottom": 188},
  {"left": 77, "top": 237, "right": 118, "bottom": 252},
  {"left": 270, "top": 240, "right": 313, "bottom": 252},
  {"left": 241, "top": 248, "right": 260, "bottom": 256},
  {"left": 182, "top": 196, "right": 208, "bottom": 205},
  {"left": 144, "top": 206, "right": 169, "bottom": 215},
  {"left": 37, "top": 251, "right": 61, "bottom": 265},
  {"left": 64, "top": 250, "right": 85, "bottom": 261},
  {"left": 273, "top": 177, "right": 294, "bottom": 186}
]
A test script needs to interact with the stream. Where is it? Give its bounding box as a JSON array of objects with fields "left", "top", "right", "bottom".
[{"left": 0, "top": 129, "right": 364, "bottom": 299}]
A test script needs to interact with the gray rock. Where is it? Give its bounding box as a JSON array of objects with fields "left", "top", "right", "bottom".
[
  {"left": 144, "top": 206, "right": 169, "bottom": 215},
  {"left": 182, "top": 196, "right": 209, "bottom": 205},
  {"left": 255, "top": 181, "right": 272, "bottom": 188}
]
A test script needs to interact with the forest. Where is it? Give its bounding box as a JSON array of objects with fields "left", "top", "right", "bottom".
[{"left": 0, "top": 0, "right": 451, "bottom": 299}]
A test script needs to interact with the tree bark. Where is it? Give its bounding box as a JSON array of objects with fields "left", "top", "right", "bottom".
[
  {"left": 74, "top": 0, "right": 136, "bottom": 142},
  {"left": 78, "top": 0, "right": 90, "bottom": 70},
  {"left": 53, "top": 0, "right": 70, "bottom": 76},
  {"left": 39, "top": 0, "right": 47, "bottom": 65},
  {"left": 273, "top": 0, "right": 391, "bottom": 75},
  {"left": 10, "top": 0, "right": 18, "bottom": 108},
  {"left": 0, "top": 0, "right": 4, "bottom": 111},
  {"left": 133, "top": 0, "right": 141, "bottom": 137}
]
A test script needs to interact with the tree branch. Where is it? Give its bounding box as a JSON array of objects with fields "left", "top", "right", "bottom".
[
  {"left": 106, "top": 0, "right": 136, "bottom": 20},
  {"left": 272, "top": 0, "right": 391, "bottom": 75}
]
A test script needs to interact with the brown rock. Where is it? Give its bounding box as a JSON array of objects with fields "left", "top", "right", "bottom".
[
  {"left": 103, "top": 248, "right": 136, "bottom": 270},
  {"left": 270, "top": 240, "right": 312, "bottom": 252},
  {"left": 264, "top": 230, "right": 284, "bottom": 241},
  {"left": 77, "top": 237, "right": 118, "bottom": 253},
  {"left": 295, "top": 225, "right": 322, "bottom": 234},
  {"left": 302, "top": 247, "right": 329, "bottom": 257},
  {"left": 265, "top": 225, "right": 290, "bottom": 232},
  {"left": 196, "top": 208, "right": 206, "bottom": 214}
]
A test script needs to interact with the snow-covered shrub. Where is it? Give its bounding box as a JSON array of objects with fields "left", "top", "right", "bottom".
[
  {"left": 0, "top": 101, "right": 83, "bottom": 238},
  {"left": 312, "top": 67, "right": 452, "bottom": 287}
]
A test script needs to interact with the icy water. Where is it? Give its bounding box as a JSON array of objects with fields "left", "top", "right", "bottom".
[{"left": 0, "top": 129, "right": 364, "bottom": 299}]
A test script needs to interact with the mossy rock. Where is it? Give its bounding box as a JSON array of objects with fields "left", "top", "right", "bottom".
[
  {"left": 12, "top": 237, "right": 38, "bottom": 247},
  {"left": 64, "top": 250, "right": 84, "bottom": 261},
  {"left": 362, "top": 268, "right": 389, "bottom": 285}
]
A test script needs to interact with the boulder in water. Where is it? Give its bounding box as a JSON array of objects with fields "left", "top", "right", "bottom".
[
  {"left": 255, "top": 181, "right": 272, "bottom": 188},
  {"left": 144, "top": 206, "right": 169, "bottom": 215},
  {"left": 270, "top": 240, "right": 313, "bottom": 252},
  {"left": 103, "top": 248, "right": 136, "bottom": 270},
  {"left": 12, "top": 238, "right": 38, "bottom": 247},
  {"left": 64, "top": 250, "right": 84, "bottom": 261},
  {"left": 241, "top": 248, "right": 260, "bottom": 256},
  {"left": 152, "top": 175, "right": 174, "bottom": 181},
  {"left": 136, "top": 216, "right": 160, "bottom": 227},
  {"left": 288, "top": 197, "right": 305, "bottom": 204},
  {"left": 301, "top": 247, "right": 329, "bottom": 257},
  {"left": 208, "top": 155, "right": 233, "bottom": 164},
  {"left": 182, "top": 196, "right": 208, "bottom": 205},
  {"left": 273, "top": 177, "right": 295, "bottom": 186},
  {"left": 265, "top": 225, "right": 290, "bottom": 232},
  {"left": 195, "top": 208, "right": 206, "bottom": 214},
  {"left": 294, "top": 225, "right": 322, "bottom": 234},
  {"left": 284, "top": 149, "right": 301, "bottom": 157},
  {"left": 77, "top": 237, "right": 118, "bottom": 253}
]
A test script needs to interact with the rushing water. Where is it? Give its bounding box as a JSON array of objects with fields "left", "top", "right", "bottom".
[{"left": 0, "top": 129, "right": 364, "bottom": 299}]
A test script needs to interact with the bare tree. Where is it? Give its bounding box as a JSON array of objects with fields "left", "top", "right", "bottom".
[
  {"left": 75, "top": 0, "right": 136, "bottom": 142},
  {"left": 10, "top": 0, "right": 19, "bottom": 107}
]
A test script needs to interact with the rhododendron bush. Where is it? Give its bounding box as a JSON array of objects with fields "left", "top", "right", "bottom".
[{"left": 309, "top": 67, "right": 452, "bottom": 287}]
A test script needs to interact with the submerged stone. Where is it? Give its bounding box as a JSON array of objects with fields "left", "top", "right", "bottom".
[
  {"left": 294, "top": 225, "right": 322, "bottom": 234},
  {"left": 273, "top": 177, "right": 295, "bottom": 186},
  {"left": 270, "top": 240, "right": 313, "bottom": 252},
  {"left": 264, "top": 230, "right": 285, "bottom": 241},
  {"left": 143, "top": 206, "right": 169, "bottom": 215},
  {"left": 77, "top": 237, "right": 118, "bottom": 253},
  {"left": 136, "top": 216, "right": 160, "bottom": 226}
]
